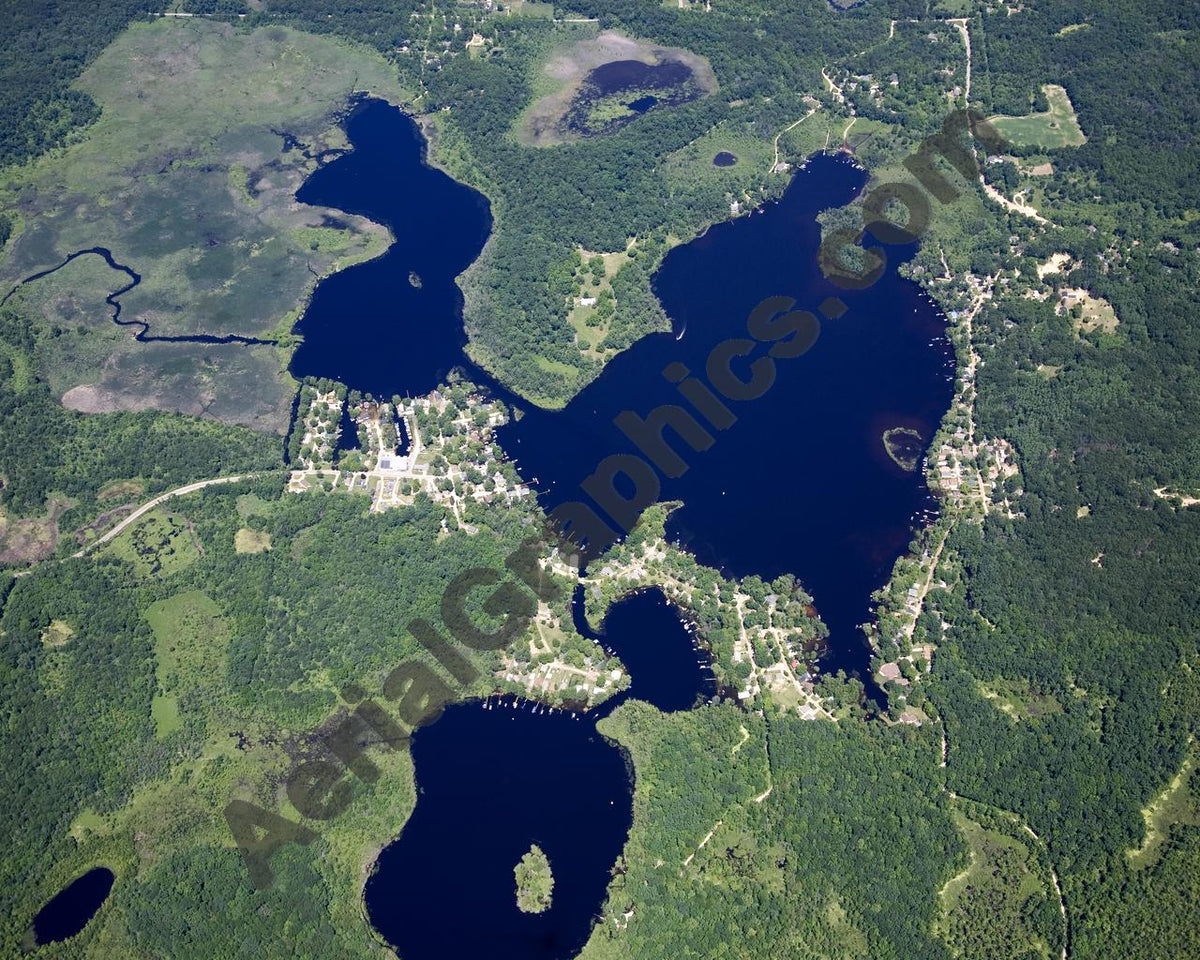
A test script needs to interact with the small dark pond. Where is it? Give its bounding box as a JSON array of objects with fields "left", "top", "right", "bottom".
[
  {"left": 712, "top": 151, "right": 738, "bottom": 167},
  {"left": 365, "top": 587, "right": 710, "bottom": 960},
  {"left": 585, "top": 58, "right": 692, "bottom": 94},
  {"left": 31, "top": 867, "right": 114, "bottom": 945},
  {"left": 565, "top": 59, "right": 700, "bottom": 135}
]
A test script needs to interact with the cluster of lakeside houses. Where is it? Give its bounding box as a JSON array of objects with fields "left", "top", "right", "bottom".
[
  {"left": 932, "top": 430, "right": 1022, "bottom": 518},
  {"left": 497, "top": 649, "right": 629, "bottom": 710},
  {"left": 288, "top": 388, "right": 532, "bottom": 523}
]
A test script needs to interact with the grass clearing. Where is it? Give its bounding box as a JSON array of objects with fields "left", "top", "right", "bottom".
[
  {"left": 234, "top": 528, "right": 272, "bottom": 553},
  {"left": 152, "top": 694, "right": 183, "bottom": 737},
  {"left": 989, "top": 84, "right": 1086, "bottom": 150},
  {"left": 979, "top": 676, "right": 1063, "bottom": 721},
  {"left": 1057, "top": 287, "right": 1119, "bottom": 336},
  {"left": 934, "top": 0, "right": 975, "bottom": 14},
  {"left": 937, "top": 804, "right": 1058, "bottom": 959},
  {"left": 503, "top": 0, "right": 556, "bottom": 17},
  {"left": 569, "top": 244, "right": 631, "bottom": 359},
  {"left": 144, "top": 590, "right": 230, "bottom": 695},
  {"left": 41, "top": 619, "right": 76, "bottom": 647},
  {"left": 106, "top": 509, "right": 201, "bottom": 578},
  {"left": 69, "top": 808, "right": 111, "bottom": 844},
  {"left": 534, "top": 355, "right": 582, "bottom": 380},
  {"left": 235, "top": 493, "right": 273, "bottom": 518},
  {"left": 1128, "top": 744, "right": 1199, "bottom": 869},
  {"left": 97, "top": 479, "right": 146, "bottom": 502}
]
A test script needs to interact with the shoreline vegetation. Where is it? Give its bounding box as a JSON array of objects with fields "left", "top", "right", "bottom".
[
  {"left": 517, "top": 31, "right": 718, "bottom": 148},
  {"left": 882, "top": 426, "right": 923, "bottom": 472}
]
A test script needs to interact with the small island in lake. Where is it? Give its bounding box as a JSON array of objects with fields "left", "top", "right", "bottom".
[
  {"left": 514, "top": 844, "right": 554, "bottom": 914},
  {"left": 882, "top": 426, "right": 923, "bottom": 472}
]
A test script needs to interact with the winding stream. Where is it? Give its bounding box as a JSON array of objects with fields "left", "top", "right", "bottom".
[{"left": 1, "top": 247, "right": 277, "bottom": 345}]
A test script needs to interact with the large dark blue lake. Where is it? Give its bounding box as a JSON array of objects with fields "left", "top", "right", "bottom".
[
  {"left": 295, "top": 97, "right": 953, "bottom": 958},
  {"left": 365, "top": 588, "right": 712, "bottom": 960},
  {"left": 498, "top": 155, "right": 954, "bottom": 701},
  {"left": 295, "top": 99, "right": 953, "bottom": 695}
]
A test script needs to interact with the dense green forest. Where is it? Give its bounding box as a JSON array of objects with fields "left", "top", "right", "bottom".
[
  {"left": 0, "top": 452, "right": 561, "bottom": 953},
  {"left": 589, "top": 702, "right": 961, "bottom": 959},
  {"left": 0, "top": 1, "right": 157, "bottom": 168},
  {"left": 1, "top": 0, "right": 1198, "bottom": 957}
]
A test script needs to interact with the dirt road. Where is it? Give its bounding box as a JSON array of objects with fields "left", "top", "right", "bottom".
[{"left": 72, "top": 475, "right": 250, "bottom": 558}]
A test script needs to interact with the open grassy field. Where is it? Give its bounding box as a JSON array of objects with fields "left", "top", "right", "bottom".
[
  {"left": 978, "top": 676, "right": 1063, "bottom": 721},
  {"left": 40, "top": 619, "right": 76, "bottom": 647},
  {"left": 105, "top": 508, "right": 202, "bottom": 578},
  {"left": 0, "top": 20, "right": 409, "bottom": 433},
  {"left": 937, "top": 804, "right": 1059, "bottom": 959},
  {"left": 145, "top": 589, "right": 230, "bottom": 694},
  {"left": 568, "top": 244, "right": 631, "bottom": 359},
  {"left": 97, "top": 479, "right": 146, "bottom": 502},
  {"left": 235, "top": 527, "right": 272, "bottom": 553},
  {"left": 152, "top": 693, "right": 183, "bottom": 737},
  {"left": 1058, "top": 287, "right": 1120, "bottom": 336},
  {"left": 1128, "top": 743, "right": 1199, "bottom": 869},
  {"left": 663, "top": 119, "right": 777, "bottom": 189},
  {"left": 988, "top": 84, "right": 1087, "bottom": 150},
  {"left": 145, "top": 589, "right": 226, "bottom": 737}
]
